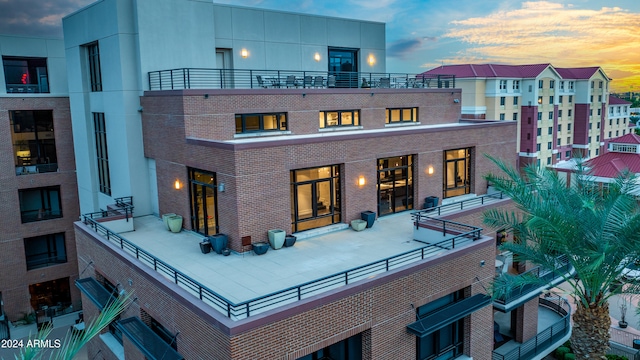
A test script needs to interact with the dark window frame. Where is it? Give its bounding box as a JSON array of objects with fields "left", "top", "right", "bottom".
[
  {"left": 386, "top": 107, "right": 418, "bottom": 123},
  {"left": 19, "top": 186, "right": 62, "bottom": 223},
  {"left": 319, "top": 110, "right": 360, "bottom": 128},
  {"left": 87, "top": 42, "right": 102, "bottom": 92},
  {"left": 416, "top": 289, "right": 466, "bottom": 360},
  {"left": 235, "top": 113, "right": 287, "bottom": 133},
  {"left": 24, "top": 233, "right": 67, "bottom": 270},
  {"left": 2, "top": 56, "right": 49, "bottom": 93},
  {"left": 94, "top": 113, "right": 111, "bottom": 195},
  {"left": 10, "top": 110, "right": 58, "bottom": 173},
  {"left": 443, "top": 148, "right": 472, "bottom": 199}
]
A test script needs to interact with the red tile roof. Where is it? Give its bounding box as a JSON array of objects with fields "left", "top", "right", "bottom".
[
  {"left": 554, "top": 67, "right": 600, "bottom": 79},
  {"left": 610, "top": 133, "right": 640, "bottom": 144},
  {"left": 419, "top": 63, "right": 551, "bottom": 78},
  {"left": 609, "top": 95, "right": 632, "bottom": 105},
  {"left": 585, "top": 152, "right": 640, "bottom": 177}
]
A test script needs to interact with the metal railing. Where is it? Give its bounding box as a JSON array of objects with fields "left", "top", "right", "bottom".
[
  {"left": 609, "top": 341, "right": 640, "bottom": 360},
  {"left": 493, "top": 255, "right": 571, "bottom": 305},
  {"left": 84, "top": 196, "right": 134, "bottom": 222},
  {"left": 413, "top": 191, "right": 507, "bottom": 218},
  {"left": 148, "top": 68, "right": 455, "bottom": 91},
  {"left": 82, "top": 214, "right": 480, "bottom": 320},
  {"left": 492, "top": 297, "right": 571, "bottom": 360}
]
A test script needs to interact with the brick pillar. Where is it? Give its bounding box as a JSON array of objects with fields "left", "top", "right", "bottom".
[
  {"left": 361, "top": 328, "right": 372, "bottom": 360},
  {"left": 511, "top": 297, "right": 539, "bottom": 343}
]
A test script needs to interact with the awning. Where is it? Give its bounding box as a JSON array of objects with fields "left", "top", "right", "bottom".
[
  {"left": 75, "top": 278, "right": 114, "bottom": 310},
  {"left": 407, "top": 294, "right": 492, "bottom": 338},
  {"left": 117, "top": 317, "right": 183, "bottom": 360}
]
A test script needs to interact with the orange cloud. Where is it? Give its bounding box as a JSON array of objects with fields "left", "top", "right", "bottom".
[{"left": 442, "top": 1, "right": 640, "bottom": 92}]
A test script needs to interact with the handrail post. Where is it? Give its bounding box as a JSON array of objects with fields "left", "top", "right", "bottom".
[
  {"left": 297, "top": 287, "right": 301, "bottom": 300},
  {"left": 170, "top": 70, "right": 174, "bottom": 90}
]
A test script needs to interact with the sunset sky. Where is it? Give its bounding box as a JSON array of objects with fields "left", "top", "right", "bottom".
[{"left": 1, "top": 0, "right": 638, "bottom": 92}]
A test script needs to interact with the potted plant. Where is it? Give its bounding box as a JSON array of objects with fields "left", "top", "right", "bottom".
[
  {"left": 360, "top": 211, "right": 376, "bottom": 228},
  {"left": 167, "top": 215, "right": 183, "bottom": 233},
  {"left": 199, "top": 240, "right": 211, "bottom": 254},
  {"left": 162, "top": 213, "right": 176, "bottom": 230},
  {"left": 268, "top": 229, "right": 286, "bottom": 250},
  {"left": 619, "top": 297, "right": 629, "bottom": 328},
  {"left": 252, "top": 242, "right": 269, "bottom": 255},
  {"left": 284, "top": 234, "right": 297, "bottom": 247},
  {"left": 209, "top": 234, "right": 228, "bottom": 254},
  {"left": 351, "top": 219, "right": 367, "bottom": 231}
]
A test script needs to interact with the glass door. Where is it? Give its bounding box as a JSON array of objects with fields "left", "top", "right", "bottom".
[
  {"left": 443, "top": 148, "right": 471, "bottom": 198},
  {"left": 328, "top": 47, "right": 358, "bottom": 88},
  {"left": 377, "top": 155, "right": 413, "bottom": 216},
  {"left": 189, "top": 168, "right": 218, "bottom": 236},
  {"left": 291, "top": 165, "right": 341, "bottom": 233}
]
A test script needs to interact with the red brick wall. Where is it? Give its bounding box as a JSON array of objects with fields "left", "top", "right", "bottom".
[
  {"left": 0, "top": 97, "right": 80, "bottom": 320},
  {"left": 141, "top": 92, "right": 517, "bottom": 251},
  {"left": 76, "top": 222, "right": 497, "bottom": 360}
]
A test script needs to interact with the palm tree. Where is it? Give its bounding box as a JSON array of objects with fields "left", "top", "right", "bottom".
[
  {"left": 483, "top": 156, "right": 640, "bottom": 359},
  {"left": 8, "top": 293, "right": 131, "bottom": 360}
]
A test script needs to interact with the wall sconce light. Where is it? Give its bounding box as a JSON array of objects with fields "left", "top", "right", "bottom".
[
  {"left": 314, "top": 53, "right": 321, "bottom": 62},
  {"left": 174, "top": 180, "right": 181, "bottom": 190},
  {"left": 368, "top": 55, "right": 375, "bottom": 67},
  {"left": 241, "top": 49, "right": 248, "bottom": 58},
  {"left": 453, "top": 98, "right": 459, "bottom": 103},
  {"left": 427, "top": 166, "right": 434, "bottom": 176},
  {"left": 358, "top": 176, "right": 366, "bottom": 187},
  {"left": 218, "top": 183, "right": 225, "bottom": 192}
]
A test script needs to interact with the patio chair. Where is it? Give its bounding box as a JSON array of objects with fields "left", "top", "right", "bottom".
[
  {"left": 303, "top": 76, "right": 313, "bottom": 88},
  {"left": 327, "top": 75, "right": 336, "bottom": 88},
  {"left": 407, "top": 78, "right": 416, "bottom": 88},
  {"left": 313, "top": 76, "right": 324, "bottom": 88},
  {"left": 379, "top": 77, "right": 391, "bottom": 88},
  {"left": 286, "top": 75, "right": 297, "bottom": 88},
  {"left": 256, "top": 75, "right": 268, "bottom": 88}
]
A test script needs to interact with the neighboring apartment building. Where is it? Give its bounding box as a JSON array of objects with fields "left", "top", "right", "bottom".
[
  {"left": 62, "top": 1, "right": 571, "bottom": 359},
  {"left": 420, "top": 64, "right": 613, "bottom": 168},
  {"left": 606, "top": 95, "right": 633, "bottom": 144},
  {"left": 0, "top": 35, "right": 80, "bottom": 325}
]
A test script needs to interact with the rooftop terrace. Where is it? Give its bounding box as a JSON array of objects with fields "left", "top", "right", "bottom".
[{"left": 81, "top": 195, "right": 507, "bottom": 320}]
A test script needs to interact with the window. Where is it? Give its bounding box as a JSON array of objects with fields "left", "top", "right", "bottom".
[
  {"left": 319, "top": 110, "right": 359, "bottom": 128},
  {"left": 558, "top": 110, "right": 563, "bottom": 118},
  {"left": 499, "top": 113, "right": 505, "bottom": 121},
  {"left": 560, "top": 81, "right": 565, "bottom": 91},
  {"left": 612, "top": 144, "right": 638, "bottom": 153},
  {"left": 512, "top": 113, "right": 518, "bottom": 121},
  {"left": 589, "top": 122, "right": 592, "bottom": 129},
  {"left": 558, "top": 124, "right": 562, "bottom": 132},
  {"left": 557, "top": 153, "right": 561, "bottom": 160},
  {"left": 547, "top": 157, "right": 551, "bottom": 165},
  {"left": 567, "top": 137, "right": 571, "bottom": 144},
  {"left": 616, "top": 130, "right": 619, "bottom": 136},
  {"left": 86, "top": 42, "right": 102, "bottom": 92},
  {"left": 588, "top": 136, "right": 591, "bottom": 143},
  {"left": 536, "top": 143, "right": 541, "bottom": 152},
  {"left": 590, "top": 109, "right": 593, "bottom": 116},
  {"left": 385, "top": 107, "right": 418, "bottom": 123},
  {"left": 557, "top": 138, "right": 561, "bottom": 146},
  {"left": 548, "top": 127, "right": 553, "bottom": 135},
  {"left": 610, "top": 108, "right": 614, "bottom": 115},
  {"left": 416, "top": 290, "right": 466, "bottom": 360},
  {"left": 596, "top": 135, "right": 600, "bottom": 142},
  {"left": 513, "top": 80, "right": 520, "bottom": 91},
  {"left": 538, "top": 80, "right": 543, "bottom": 89},
  {"left": 568, "top": 109, "right": 572, "bottom": 117},
  {"left": 568, "top": 95, "right": 573, "bottom": 104},
  {"left": 598, "top": 95, "right": 602, "bottom": 102},
  {"left": 591, "top": 81, "right": 595, "bottom": 88},
  {"left": 609, "top": 131, "right": 612, "bottom": 137},
  {"left": 94, "top": 113, "right": 111, "bottom": 195},
  {"left": 596, "top": 148, "right": 599, "bottom": 155},
  {"left": 599, "top": 81, "right": 603, "bottom": 89},
  {"left": 537, "top": 96, "right": 543, "bottom": 104},
  {"left": 559, "top": 95, "right": 563, "bottom": 103},
  {"left": 528, "top": 85, "right": 533, "bottom": 92},
  {"left": 101, "top": 278, "right": 123, "bottom": 344},
  {"left": 24, "top": 233, "right": 67, "bottom": 270},
  {"left": 617, "top": 119, "right": 620, "bottom": 125},
  {"left": 566, "top": 151, "right": 571, "bottom": 157},
  {"left": 189, "top": 169, "right": 218, "bottom": 236},
  {"left": 299, "top": 334, "right": 362, "bottom": 360},
  {"left": 235, "top": 112, "right": 287, "bottom": 133},
  {"left": 569, "top": 82, "right": 574, "bottom": 90},
  {"left": 609, "top": 119, "right": 613, "bottom": 126},
  {"left": 537, "top": 128, "right": 542, "bottom": 136},
  {"left": 19, "top": 186, "right": 62, "bottom": 223},
  {"left": 10, "top": 110, "right": 57, "bottom": 174},
  {"left": 547, "top": 142, "right": 552, "bottom": 150},
  {"left": 537, "top": 112, "right": 542, "bottom": 121},
  {"left": 597, "top": 109, "right": 601, "bottom": 116},
  {"left": 513, "top": 97, "right": 518, "bottom": 105},
  {"left": 590, "top": 95, "right": 593, "bottom": 103},
  {"left": 443, "top": 148, "right": 471, "bottom": 198},
  {"left": 500, "top": 97, "right": 506, "bottom": 106},
  {"left": 549, "top": 111, "right": 553, "bottom": 120},
  {"left": 549, "top": 80, "right": 555, "bottom": 89},
  {"left": 2, "top": 56, "right": 49, "bottom": 93},
  {"left": 568, "top": 123, "right": 571, "bottom": 131},
  {"left": 549, "top": 96, "right": 553, "bottom": 104},
  {"left": 499, "top": 80, "right": 507, "bottom": 91}
]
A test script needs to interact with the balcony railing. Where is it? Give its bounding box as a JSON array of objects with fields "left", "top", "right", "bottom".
[
  {"left": 492, "top": 297, "right": 570, "bottom": 360},
  {"left": 413, "top": 191, "right": 507, "bottom": 218},
  {"left": 82, "top": 213, "right": 480, "bottom": 320},
  {"left": 148, "top": 68, "right": 455, "bottom": 91},
  {"left": 16, "top": 163, "right": 58, "bottom": 176},
  {"left": 493, "top": 255, "right": 572, "bottom": 306}
]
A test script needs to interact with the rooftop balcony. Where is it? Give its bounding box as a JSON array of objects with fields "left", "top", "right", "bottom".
[
  {"left": 148, "top": 68, "right": 455, "bottom": 91},
  {"left": 79, "top": 195, "right": 506, "bottom": 321}
]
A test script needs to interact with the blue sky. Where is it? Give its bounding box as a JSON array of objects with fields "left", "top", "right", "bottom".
[{"left": 1, "top": 0, "right": 639, "bottom": 91}]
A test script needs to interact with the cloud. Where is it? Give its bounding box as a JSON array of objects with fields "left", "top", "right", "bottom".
[
  {"left": 388, "top": 37, "right": 437, "bottom": 59},
  {"left": 441, "top": 1, "right": 640, "bottom": 91},
  {"left": 0, "top": 0, "right": 93, "bottom": 37}
]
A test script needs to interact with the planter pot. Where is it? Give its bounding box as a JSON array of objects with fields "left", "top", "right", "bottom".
[
  {"left": 351, "top": 219, "right": 367, "bottom": 231},
  {"left": 268, "top": 229, "right": 286, "bottom": 250},
  {"left": 620, "top": 321, "right": 628, "bottom": 329},
  {"left": 284, "top": 235, "right": 297, "bottom": 247},
  {"left": 360, "top": 211, "right": 376, "bottom": 228},
  {"left": 199, "top": 241, "right": 211, "bottom": 254},
  {"left": 167, "top": 215, "right": 183, "bottom": 233},
  {"left": 162, "top": 213, "right": 176, "bottom": 231},
  {"left": 253, "top": 242, "right": 269, "bottom": 255},
  {"left": 222, "top": 248, "right": 231, "bottom": 256},
  {"left": 209, "top": 234, "right": 229, "bottom": 254}
]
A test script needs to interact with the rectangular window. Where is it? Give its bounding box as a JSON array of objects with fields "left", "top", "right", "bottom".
[
  {"left": 590, "top": 109, "right": 593, "bottom": 116},
  {"left": 611, "top": 144, "right": 638, "bottom": 153},
  {"left": 10, "top": 110, "right": 57, "bottom": 174},
  {"left": 596, "top": 135, "right": 600, "bottom": 142},
  {"left": 538, "top": 80, "right": 543, "bottom": 89},
  {"left": 235, "top": 112, "right": 287, "bottom": 133},
  {"left": 19, "top": 186, "right": 62, "bottom": 223},
  {"left": 547, "top": 157, "right": 551, "bottom": 165},
  {"left": 87, "top": 42, "right": 102, "bottom": 92},
  {"left": 597, "top": 109, "right": 601, "bottom": 116},
  {"left": 24, "top": 233, "right": 67, "bottom": 270},
  {"left": 499, "top": 113, "right": 505, "bottom": 121},
  {"left": 598, "top": 95, "right": 602, "bottom": 102},
  {"left": 548, "top": 127, "right": 553, "bottom": 135},
  {"left": 537, "top": 128, "right": 541, "bottom": 136},
  {"left": 385, "top": 107, "right": 418, "bottom": 123},
  {"left": 569, "top": 95, "right": 573, "bottom": 103},
  {"left": 566, "top": 151, "right": 571, "bottom": 157},
  {"left": 568, "top": 123, "right": 571, "bottom": 131},
  {"left": 558, "top": 110, "right": 563, "bottom": 118},
  {"left": 591, "top": 81, "right": 595, "bottom": 88},
  {"left": 547, "top": 142, "right": 552, "bottom": 150},
  {"left": 537, "top": 96, "right": 543, "bottom": 104},
  {"left": 596, "top": 148, "right": 599, "bottom": 155},
  {"left": 549, "top": 80, "right": 555, "bottom": 89},
  {"left": 567, "top": 137, "right": 571, "bottom": 144},
  {"left": 319, "top": 110, "right": 359, "bottom": 128},
  {"left": 513, "top": 80, "right": 520, "bottom": 90},
  {"left": 549, "top": 111, "right": 553, "bottom": 120},
  {"left": 568, "top": 109, "right": 572, "bottom": 117},
  {"left": 94, "top": 113, "right": 111, "bottom": 195},
  {"left": 416, "top": 290, "right": 466, "bottom": 360},
  {"left": 537, "top": 112, "right": 542, "bottom": 121},
  {"left": 557, "top": 138, "right": 561, "bottom": 146},
  {"left": 617, "top": 119, "right": 620, "bottom": 125},
  {"left": 609, "top": 131, "right": 612, "bottom": 137},
  {"left": 599, "top": 81, "right": 603, "bottom": 89},
  {"left": 560, "top": 81, "right": 565, "bottom": 91},
  {"left": 590, "top": 95, "right": 593, "bottom": 103},
  {"left": 549, "top": 96, "right": 553, "bottom": 104},
  {"left": 558, "top": 124, "right": 562, "bottom": 132},
  {"left": 2, "top": 56, "right": 49, "bottom": 93},
  {"left": 500, "top": 97, "right": 505, "bottom": 106},
  {"left": 536, "top": 143, "right": 541, "bottom": 152},
  {"left": 569, "top": 82, "right": 574, "bottom": 90},
  {"left": 513, "top": 97, "right": 518, "bottom": 105},
  {"left": 512, "top": 113, "right": 518, "bottom": 121},
  {"left": 559, "top": 95, "right": 563, "bottom": 103},
  {"left": 499, "top": 80, "right": 507, "bottom": 91},
  {"left": 557, "top": 153, "right": 561, "bottom": 160}
]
